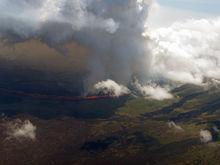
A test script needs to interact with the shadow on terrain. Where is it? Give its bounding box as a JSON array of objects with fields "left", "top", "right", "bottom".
[{"left": 0, "top": 92, "right": 128, "bottom": 119}]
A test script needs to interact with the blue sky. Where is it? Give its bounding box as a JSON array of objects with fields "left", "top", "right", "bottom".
[
  {"left": 157, "top": 0, "right": 220, "bottom": 15},
  {"left": 148, "top": 0, "right": 220, "bottom": 28}
]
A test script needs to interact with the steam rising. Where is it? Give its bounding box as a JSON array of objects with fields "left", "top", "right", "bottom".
[
  {"left": 200, "top": 129, "right": 212, "bottom": 143},
  {"left": 132, "top": 79, "right": 173, "bottom": 100},
  {"left": 6, "top": 119, "right": 37, "bottom": 141},
  {"left": 94, "top": 79, "right": 130, "bottom": 97},
  {"left": 167, "top": 121, "right": 184, "bottom": 131}
]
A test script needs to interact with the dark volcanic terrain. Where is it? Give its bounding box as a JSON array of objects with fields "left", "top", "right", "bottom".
[{"left": 1, "top": 83, "right": 220, "bottom": 165}]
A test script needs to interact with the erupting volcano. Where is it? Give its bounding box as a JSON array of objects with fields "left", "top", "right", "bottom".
[{"left": 0, "top": 88, "right": 116, "bottom": 102}]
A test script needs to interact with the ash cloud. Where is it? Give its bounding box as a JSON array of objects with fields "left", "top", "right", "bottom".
[
  {"left": 0, "top": 0, "right": 120, "bottom": 40},
  {"left": 0, "top": 0, "right": 152, "bottom": 93},
  {"left": 1, "top": 0, "right": 220, "bottom": 99}
]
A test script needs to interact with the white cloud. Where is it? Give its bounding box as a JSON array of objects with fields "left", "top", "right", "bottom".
[
  {"left": 132, "top": 79, "right": 173, "bottom": 100},
  {"left": 167, "top": 121, "right": 184, "bottom": 131},
  {"left": 94, "top": 79, "right": 131, "bottom": 97},
  {"left": 200, "top": 129, "right": 212, "bottom": 143},
  {"left": 148, "top": 17, "right": 220, "bottom": 85},
  {"left": 6, "top": 119, "right": 37, "bottom": 141}
]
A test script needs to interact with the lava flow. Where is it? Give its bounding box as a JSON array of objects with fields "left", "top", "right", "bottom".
[{"left": 0, "top": 88, "right": 113, "bottom": 102}]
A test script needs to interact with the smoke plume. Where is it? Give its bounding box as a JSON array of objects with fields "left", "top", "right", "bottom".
[
  {"left": 132, "top": 79, "right": 173, "bottom": 100},
  {"left": 94, "top": 79, "right": 130, "bottom": 97},
  {"left": 1, "top": 0, "right": 220, "bottom": 99},
  {"left": 0, "top": 0, "right": 153, "bottom": 93},
  {"left": 0, "top": 0, "right": 119, "bottom": 39}
]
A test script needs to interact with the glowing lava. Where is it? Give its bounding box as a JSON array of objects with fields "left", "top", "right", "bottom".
[{"left": 0, "top": 88, "right": 112, "bottom": 102}]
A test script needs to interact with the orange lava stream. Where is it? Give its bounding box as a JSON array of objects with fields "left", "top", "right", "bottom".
[{"left": 0, "top": 88, "right": 112, "bottom": 102}]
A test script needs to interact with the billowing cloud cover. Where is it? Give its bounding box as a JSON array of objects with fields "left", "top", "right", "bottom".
[
  {"left": 6, "top": 119, "right": 37, "bottom": 141},
  {"left": 0, "top": 0, "right": 120, "bottom": 38},
  {"left": 94, "top": 79, "right": 130, "bottom": 97},
  {"left": 200, "top": 129, "right": 212, "bottom": 143},
  {"left": 148, "top": 17, "right": 220, "bottom": 85}
]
